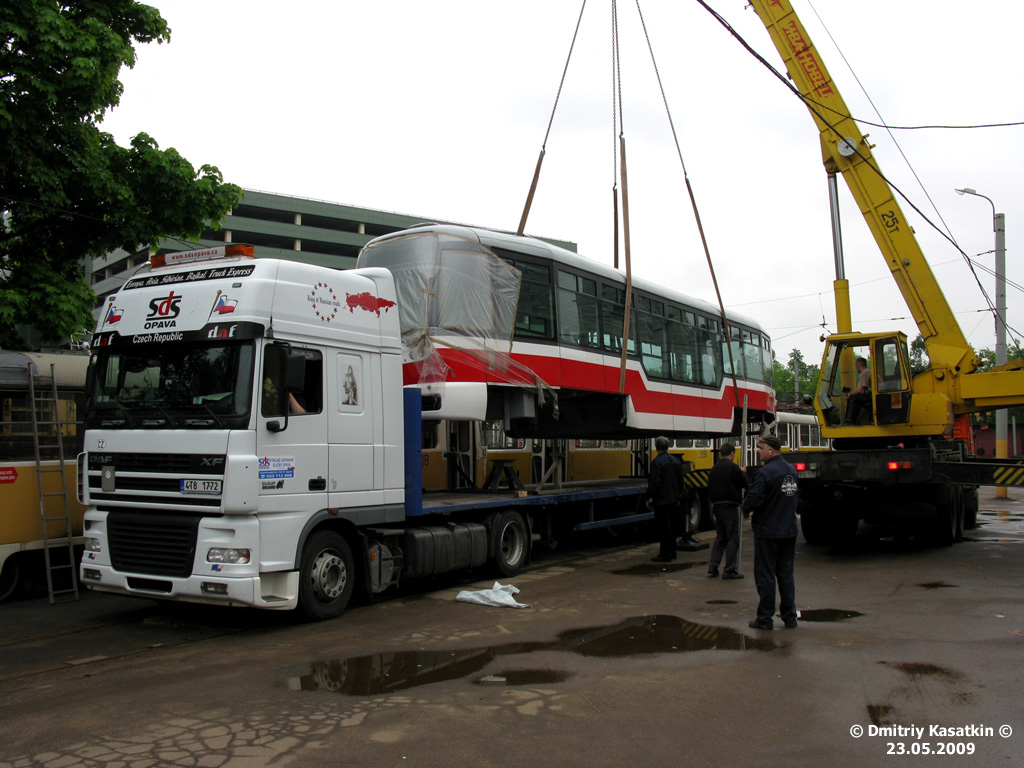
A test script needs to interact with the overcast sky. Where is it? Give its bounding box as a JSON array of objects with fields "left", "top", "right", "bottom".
[{"left": 99, "top": 0, "right": 1024, "bottom": 366}]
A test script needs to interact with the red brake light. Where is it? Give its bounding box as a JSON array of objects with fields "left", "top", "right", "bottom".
[
  {"left": 794, "top": 462, "right": 807, "bottom": 471},
  {"left": 887, "top": 461, "right": 913, "bottom": 470}
]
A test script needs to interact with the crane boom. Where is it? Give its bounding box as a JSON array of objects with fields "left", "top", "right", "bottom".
[{"left": 748, "top": 0, "right": 977, "bottom": 377}]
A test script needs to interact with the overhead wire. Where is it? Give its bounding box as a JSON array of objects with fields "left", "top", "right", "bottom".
[{"left": 692, "top": 0, "right": 1024, "bottom": 349}]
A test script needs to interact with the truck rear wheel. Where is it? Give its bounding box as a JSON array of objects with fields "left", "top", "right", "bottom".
[
  {"left": 490, "top": 510, "right": 529, "bottom": 577},
  {"left": 299, "top": 530, "right": 355, "bottom": 621}
]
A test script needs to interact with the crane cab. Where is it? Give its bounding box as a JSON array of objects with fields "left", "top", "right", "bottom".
[{"left": 814, "top": 332, "right": 913, "bottom": 436}]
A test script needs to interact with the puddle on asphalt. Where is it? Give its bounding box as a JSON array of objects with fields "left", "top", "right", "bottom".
[
  {"left": 797, "top": 609, "right": 863, "bottom": 622},
  {"left": 611, "top": 562, "right": 703, "bottom": 576},
  {"left": 706, "top": 599, "right": 738, "bottom": 605},
  {"left": 288, "top": 615, "right": 778, "bottom": 696},
  {"left": 477, "top": 669, "right": 572, "bottom": 686},
  {"left": 881, "top": 661, "right": 962, "bottom": 680},
  {"left": 917, "top": 581, "right": 957, "bottom": 590}
]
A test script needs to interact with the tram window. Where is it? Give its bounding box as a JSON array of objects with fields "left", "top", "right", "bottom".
[
  {"left": 743, "top": 331, "right": 763, "bottom": 382},
  {"left": 668, "top": 320, "right": 699, "bottom": 383},
  {"left": 637, "top": 308, "right": 667, "bottom": 379},
  {"left": 604, "top": 439, "right": 628, "bottom": 448},
  {"left": 575, "top": 438, "right": 601, "bottom": 448},
  {"left": 557, "top": 271, "right": 601, "bottom": 349},
  {"left": 508, "top": 260, "right": 554, "bottom": 340},
  {"left": 700, "top": 330, "right": 724, "bottom": 387},
  {"left": 482, "top": 420, "right": 516, "bottom": 449},
  {"left": 600, "top": 285, "right": 635, "bottom": 354},
  {"left": 799, "top": 424, "right": 811, "bottom": 447},
  {"left": 762, "top": 336, "right": 774, "bottom": 384},
  {"left": 779, "top": 427, "right": 790, "bottom": 447},
  {"left": 422, "top": 422, "right": 440, "bottom": 450},
  {"left": 723, "top": 326, "right": 745, "bottom": 378}
]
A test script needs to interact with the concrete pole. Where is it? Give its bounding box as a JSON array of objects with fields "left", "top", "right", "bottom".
[
  {"left": 995, "top": 211, "right": 1008, "bottom": 496},
  {"left": 957, "top": 188, "right": 1008, "bottom": 496}
]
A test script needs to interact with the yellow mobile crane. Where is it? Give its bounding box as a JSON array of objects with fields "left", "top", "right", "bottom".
[{"left": 740, "top": 0, "right": 1024, "bottom": 545}]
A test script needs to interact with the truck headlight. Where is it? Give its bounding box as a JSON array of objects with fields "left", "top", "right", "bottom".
[
  {"left": 85, "top": 537, "right": 102, "bottom": 552},
  {"left": 207, "top": 548, "right": 250, "bottom": 564}
]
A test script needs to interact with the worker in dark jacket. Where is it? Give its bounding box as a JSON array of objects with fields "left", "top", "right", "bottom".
[
  {"left": 707, "top": 442, "right": 748, "bottom": 579},
  {"left": 742, "top": 435, "right": 799, "bottom": 629},
  {"left": 647, "top": 436, "right": 686, "bottom": 562}
]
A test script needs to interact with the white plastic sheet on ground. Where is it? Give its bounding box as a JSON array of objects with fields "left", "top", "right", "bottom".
[{"left": 456, "top": 581, "right": 531, "bottom": 609}]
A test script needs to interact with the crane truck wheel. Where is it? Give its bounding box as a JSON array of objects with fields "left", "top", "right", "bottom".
[
  {"left": 926, "top": 485, "right": 958, "bottom": 547},
  {"left": 298, "top": 530, "right": 356, "bottom": 621},
  {"left": 490, "top": 510, "right": 529, "bottom": 577},
  {"left": 963, "top": 487, "right": 980, "bottom": 530}
]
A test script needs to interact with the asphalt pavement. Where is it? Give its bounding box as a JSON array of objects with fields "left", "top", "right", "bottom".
[{"left": 1, "top": 490, "right": 1022, "bottom": 767}]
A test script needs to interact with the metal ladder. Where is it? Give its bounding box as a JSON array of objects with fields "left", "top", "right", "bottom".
[{"left": 28, "top": 362, "right": 80, "bottom": 604}]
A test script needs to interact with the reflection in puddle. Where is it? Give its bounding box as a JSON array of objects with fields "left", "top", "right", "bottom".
[
  {"left": 611, "top": 562, "right": 703, "bottom": 576},
  {"left": 798, "top": 609, "right": 863, "bottom": 622},
  {"left": 290, "top": 615, "right": 778, "bottom": 696},
  {"left": 917, "top": 581, "right": 957, "bottom": 590},
  {"left": 706, "top": 599, "right": 738, "bottom": 605},
  {"left": 477, "top": 669, "right": 572, "bottom": 686}
]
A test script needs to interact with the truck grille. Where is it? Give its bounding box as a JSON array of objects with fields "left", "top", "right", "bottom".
[
  {"left": 87, "top": 452, "right": 225, "bottom": 509},
  {"left": 108, "top": 510, "right": 202, "bottom": 578}
]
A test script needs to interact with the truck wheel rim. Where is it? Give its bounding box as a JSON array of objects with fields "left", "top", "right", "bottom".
[
  {"left": 501, "top": 522, "right": 524, "bottom": 565},
  {"left": 310, "top": 550, "right": 346, "bottom": 601}
]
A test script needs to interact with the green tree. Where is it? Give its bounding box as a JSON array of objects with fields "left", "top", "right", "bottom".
[
  {"left": 1, "top": 0, "right": 242, "bottom": 349},
  {"left": 772, "top": 348, "right": 820, "bottom": 410}
]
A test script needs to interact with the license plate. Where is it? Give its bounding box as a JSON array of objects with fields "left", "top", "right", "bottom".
[{"left": 180, "top": 479, "right": 222, "bottom": 495}]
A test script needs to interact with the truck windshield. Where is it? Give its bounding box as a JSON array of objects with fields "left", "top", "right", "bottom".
[{"left": 86, "top": 341, "right": 255, "bottom": 429}]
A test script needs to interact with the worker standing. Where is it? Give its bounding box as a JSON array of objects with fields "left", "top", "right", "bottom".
[
  {"left": 647, "top": 436, "right": 686, "bottom": 563},
  {"left": 707, "top": 442, "right": 748, "bottom": 579},
  {"left": 742, "top": 436, "right": 799, "bottom": 629}
]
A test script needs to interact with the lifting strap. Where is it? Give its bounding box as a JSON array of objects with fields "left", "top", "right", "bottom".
[{"left": 517, "top": 1, "right": 588, "bottom": 237}]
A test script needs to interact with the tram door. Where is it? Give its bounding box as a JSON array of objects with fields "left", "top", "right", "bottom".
[
  {"left": 532, "top": 438, "right": 567, "bottom": 485},
  {"left": 631, "top": 439, "right": 650, "bottom": 478},
  {"left": 446, "top": 420, "right": 478, "bottom": 490}
]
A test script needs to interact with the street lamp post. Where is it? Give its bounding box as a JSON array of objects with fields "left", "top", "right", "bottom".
[{"left": 956, "top": 187, "right": 1008, "bottom": 496}]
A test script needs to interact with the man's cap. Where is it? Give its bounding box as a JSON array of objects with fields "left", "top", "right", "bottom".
[{"left": 758, "top": 435, "right": 782, "bottom": 451}]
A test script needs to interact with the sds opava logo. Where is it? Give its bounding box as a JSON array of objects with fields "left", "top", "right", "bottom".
[{"left": 146, "top": 291, "right": 182, "bottom": 329}]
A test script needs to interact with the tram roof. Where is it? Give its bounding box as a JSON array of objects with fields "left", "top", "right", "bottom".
[
  {"left": 379, "top": 224, "right": 769, "bottom": 337},
  {"left": 0, "top": 350, "right": 89, "bottom": 388}
]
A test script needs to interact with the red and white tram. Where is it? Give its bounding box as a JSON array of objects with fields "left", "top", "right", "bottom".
[{"left": 358, "top": 224, "right": 775, "bottom": 439}]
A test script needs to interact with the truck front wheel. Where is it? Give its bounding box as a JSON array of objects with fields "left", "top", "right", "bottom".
[{"left": 299, "top": 530, "right": 355, "bottom": 621}]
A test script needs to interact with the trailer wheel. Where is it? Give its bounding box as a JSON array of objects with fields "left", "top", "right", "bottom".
[
  {"left": 298, "top": 530, "right": 355, "bottom": 621},
  {"left": 490, "top": 510, "right": 529, "bottom": 577},
  {"left": 0, "top": 556, "right": 20, "bottom": 603}
]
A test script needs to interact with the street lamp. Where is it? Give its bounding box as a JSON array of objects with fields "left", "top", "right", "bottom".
[{"left": 956, "top": 187, "right": 1008, "bottom": 492}]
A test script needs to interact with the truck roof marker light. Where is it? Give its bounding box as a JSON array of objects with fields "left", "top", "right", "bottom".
[
  {"left": 150, "top": 243, "right": 255, "bottom": 269},
  {"left": 888, "top": 461, "right": 913, "bottom": 470}
]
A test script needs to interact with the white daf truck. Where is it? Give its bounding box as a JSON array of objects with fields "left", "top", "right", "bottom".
[{"left": 79, "top": 244, "right": 648, "bottom": 619}]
